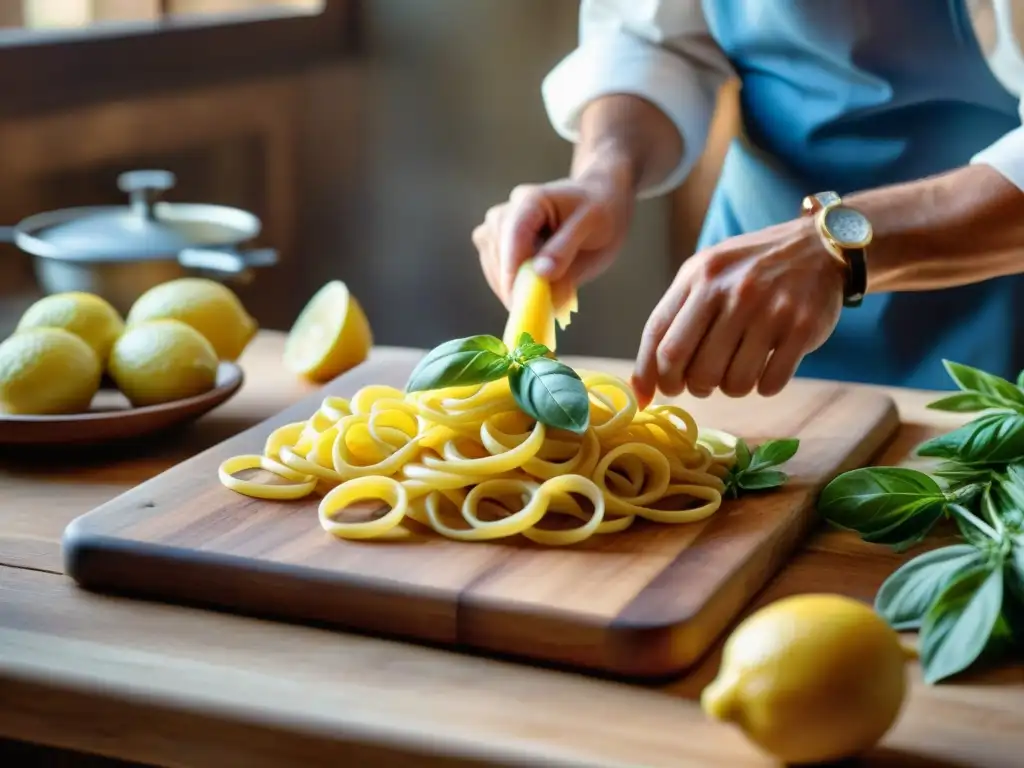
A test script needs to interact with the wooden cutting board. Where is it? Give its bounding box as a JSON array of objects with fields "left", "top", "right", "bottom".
[{"left": 62, "top": 347, "right": 899, "bottom": 680}]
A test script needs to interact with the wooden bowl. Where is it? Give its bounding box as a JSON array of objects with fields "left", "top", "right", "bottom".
[{"left": 0, "top": 362, "right": 244, "bottom": 447}]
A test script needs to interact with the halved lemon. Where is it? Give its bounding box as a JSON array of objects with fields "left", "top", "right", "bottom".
[
  {"left": 501, "top": 261, "right": 577, "bottom": 354},
  {"left": 284, "top": 280, "right": 373, "bottom": 383}
]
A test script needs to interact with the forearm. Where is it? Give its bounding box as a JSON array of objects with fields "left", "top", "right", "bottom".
[
  {"left": 569, "top": 95, "right": 684, "bottom": 195},
  {"left": 847, "top": 164, "right": 1024, "bottom": 293}
]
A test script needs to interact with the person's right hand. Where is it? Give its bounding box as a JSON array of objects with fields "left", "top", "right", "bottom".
[{"left": 472, "top": 157, "right": 636, "bottom": 310}]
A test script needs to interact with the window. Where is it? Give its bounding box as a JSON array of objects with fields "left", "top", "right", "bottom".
[
  {"left": 0, "top": 0, "right": 356, "bottom": 116},
  {"left": 3, "top": 1, "right": 325, "bottom": 31}
]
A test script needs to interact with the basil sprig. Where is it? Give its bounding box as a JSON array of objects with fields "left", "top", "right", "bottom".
[
  {"left": 818, "top": 358, "right": 1024, "bottom": 684},
  {"left": 409, "top": 334, "right": 800, "bottom": 486},
  {"left": 925, "top": 360, "right": 1024, "bottom": 413},
  {"left": 407, "top": 332, "right": 590, "bottom": 434},
  {"left": 723, "top": 438, "right": 799, "bottom": 498},
  {"left": 918, "top": 361, "right": 1024, "bottom": 464}
]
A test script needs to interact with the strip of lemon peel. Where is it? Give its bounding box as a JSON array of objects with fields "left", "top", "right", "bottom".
[{"left": 501, "top": 261, "right": 578, "bottom": 354}]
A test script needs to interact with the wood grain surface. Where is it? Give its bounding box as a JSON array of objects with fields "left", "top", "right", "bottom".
[
  {"left": 3, "top": 334, "right": 1024, "bottom": 768},
  {"left": 61, "top": 348, "right": 899, "bottom": 679}
]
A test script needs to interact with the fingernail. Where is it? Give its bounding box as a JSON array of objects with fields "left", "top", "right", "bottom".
[{"left": 533, "top": 256, "right": 555, "bottom": 275}]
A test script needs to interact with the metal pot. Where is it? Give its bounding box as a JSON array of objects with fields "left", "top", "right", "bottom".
[{"left": 0, "top": 169, "right": 278, "bottom": 315}]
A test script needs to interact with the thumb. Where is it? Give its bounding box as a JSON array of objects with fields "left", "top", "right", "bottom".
[{"left": 532, "top": 205, "right": 597, "bottom": 283}]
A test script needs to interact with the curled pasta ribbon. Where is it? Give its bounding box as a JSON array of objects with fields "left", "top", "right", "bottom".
[
  {"left": 593, "top": 442, "right": 722, "bottom": 523},
  {"left": 424, "top": 418, "right": 546, "bottom": 476},
  {"left": 264, "top": 421, "right": 307, "bottom": 461},
  {"left": 521, "top": 474, "right": 610, "bottom": 546},
  {"left": 319, "top": 396, "right": 352, "bottom": 422},
  {"left": 219, "top": 455, "right": 318, "bottom": 500},
  {"left": 695, "top": 427, "right": 739, "bottom": 465},
  {"left": 319, "top": 475, "right": 409, "bottom": 540},
  {"left": 584, "top": 372, "right": 638, "bottom": 441},
  {"left": 219, "top": 372, "right": 738, "bottom": 545}
]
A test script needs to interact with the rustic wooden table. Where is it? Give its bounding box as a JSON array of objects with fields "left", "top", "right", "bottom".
[{"left": 1, "top": 332, "right": 1022, "bottom": 768}]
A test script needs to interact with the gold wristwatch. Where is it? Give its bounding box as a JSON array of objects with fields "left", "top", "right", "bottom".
[{"left": 800, "top": 191, "right": 870, "bottom": 308}]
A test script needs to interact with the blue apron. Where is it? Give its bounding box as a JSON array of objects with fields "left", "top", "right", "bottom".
[{"left": 699, "top": 0, "right": 1022, "bottom": 389}]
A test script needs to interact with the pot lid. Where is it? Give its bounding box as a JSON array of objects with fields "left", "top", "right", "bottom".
[{"left": 16, "top": 170, "right": 260, "bottom": 261}]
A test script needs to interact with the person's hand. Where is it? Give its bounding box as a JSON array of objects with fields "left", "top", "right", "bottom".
[
  {"left": 631, "top": 217, "right": 846, "bottom": 403},
  {"left": 472, "top": 157, "right": 635, "bottom": 310}
]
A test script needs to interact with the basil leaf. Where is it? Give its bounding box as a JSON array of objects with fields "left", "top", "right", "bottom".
[
  {"left": 734, "top": 439, "right": 752, "bottom": 472},
  {"left": 988, "top": 479, "right": 1024, "bottom": 532},
  {"left": 511, "top": 332, "right": 551, "bottom": 362},
  {"left": 957, "top": 511, "right": 994, "bottom": 549},
  {"left": 875, "top": 544, "right": 985, "bottom": 630},
  {"left": 748, "top": 438, "right": 799, "bottom": 471},
  {"left": 517, "top": 343, "right": 551, "bottom": 361},
  {"left": 861, "top": 506, "right": 947, "bottom": 551},
  {"left": 917, "top": 412, "right": 1024, "bottom": 464},
  {"left": 1008, "top": 462, "right": 1024, "bottom": 486},
  {"left": 509, "top": 357, "right": 590, "bottom": 434},
  {"left": 932, "top": 461, "right": 997, "bottom": 491},
  {"left": 942, "top": 360, "right": 1024, "bottom": 409},
  {"left": 920, "top": 562, "right": 1004, "bottom": 684},
  {"left": 818, "top": 467, "right": 947, "bottom": 550},
  {"left": 1018, "top": 368, "right": 1024, "bottom": 390},
  {"left": 736, "top": 469, "right": 788, "bottom": 491},
  {"left": 1002, "top": 464, "right": 1024, "bottom": 506},
  {"left": 927, "top": 393, "right": 1005, "bottom": 413},
  {"left": 406, "top": 336, "right": 512, "bottom": 393},
  {"left": 1011, "top": 541, "right": 1024, "bottom": 580}
]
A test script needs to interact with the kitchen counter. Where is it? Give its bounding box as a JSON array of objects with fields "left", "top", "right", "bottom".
[{"left": 1, "top": 331, "right": 1022, "bottom": 767}]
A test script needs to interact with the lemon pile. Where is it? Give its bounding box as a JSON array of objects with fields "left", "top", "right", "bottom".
[{"left": 0, "top": 278, "right": 257, "bottom": 415}]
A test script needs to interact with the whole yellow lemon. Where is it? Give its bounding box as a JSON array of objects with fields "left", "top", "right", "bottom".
[
  {"left": 0, "top": 327, "right": 101, "bottom": 415},
  {"left": 108, "top": 319, "right": 219, "bottom": 407},
  {"left": 126, "top": 277, "right": 256, "bottom": 361},
  {"left": 701, "top": 594, "right": 909, "bottom": 765},
  {"left": 16, "top": 291, "right": 124, "bottom": 363}
]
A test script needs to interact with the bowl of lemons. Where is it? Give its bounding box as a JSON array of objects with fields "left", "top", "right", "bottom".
[{"left": 0, "top": 277, "right": 257, "bottom": 447}]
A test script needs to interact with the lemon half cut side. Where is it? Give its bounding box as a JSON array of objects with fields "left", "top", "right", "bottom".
[{"left": 283, "top": 280, "right": 373, "bottom": 383}]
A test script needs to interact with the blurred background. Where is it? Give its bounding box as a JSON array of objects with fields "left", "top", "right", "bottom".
[{"left": 0, "top": 0, "right": 737, "bottom": 359}]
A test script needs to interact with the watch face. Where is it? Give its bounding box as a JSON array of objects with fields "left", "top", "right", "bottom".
[{"left": 823, "top": 205, "right": 872, "bottom": 247}]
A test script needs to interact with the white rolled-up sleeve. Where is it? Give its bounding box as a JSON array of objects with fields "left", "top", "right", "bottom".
[
  {"left": 541, "top": 0, "right": 734, "bottom": 199},
  {"left": 970, "top": 0, "right": 1024, "bottom": 189},
  {"left": 971, "top": 117, "right": 1024, "bottom": 190}
]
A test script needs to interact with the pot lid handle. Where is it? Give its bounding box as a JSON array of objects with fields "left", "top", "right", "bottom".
[{"left": 117, "top": 169, "right": 176, "bottom": 221}]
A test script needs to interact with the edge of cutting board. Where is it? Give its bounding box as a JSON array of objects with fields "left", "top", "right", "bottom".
[{"left": 60, "top": 350, "right": 901, "bottom": 681}]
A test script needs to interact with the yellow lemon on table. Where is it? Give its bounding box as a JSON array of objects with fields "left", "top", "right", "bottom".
[
  {"left": 283, "top": 280, "right": 372, "bottom": 383},
  {"left": 108, "top": 320, "right": 219, "bottom": 407},
  {"left": 0, "top": 327, "right": 101, "bottom": 415},
  {"left": 16, "top": 291, "right": 124, "bottom": 363},
  {"left": 126, "top": 277, "right": 257, "bottom": 361},
  {"left": 701, "top": 594, "right": 909, "bottom": 765}
]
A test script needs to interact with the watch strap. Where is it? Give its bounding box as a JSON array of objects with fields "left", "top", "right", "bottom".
[{"left": 842, "top": 246, "right": 867, "bottom": 308}]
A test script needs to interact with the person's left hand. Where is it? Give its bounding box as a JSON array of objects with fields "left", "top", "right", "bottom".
[{"left": 631, "top": 216, "right": 846, "bottom": 404}]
